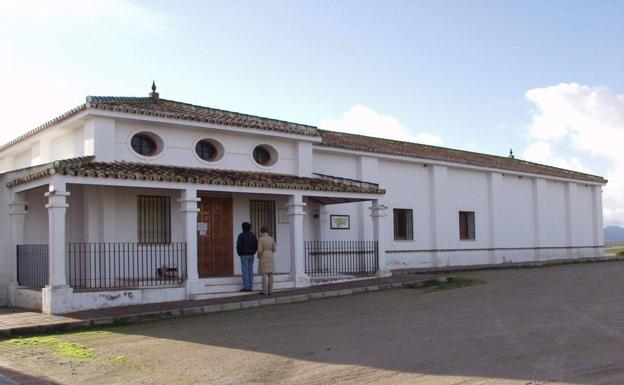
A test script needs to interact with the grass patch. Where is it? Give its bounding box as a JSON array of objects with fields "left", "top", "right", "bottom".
[
  {"left": 5, "top": 335, "right": 96, "bottom": 360},
  {"left": 406, "top": 276, "right": 484, "bottom": 291},
  {"left": 106, "top": 354, "right": 130, "bottom": 364}
]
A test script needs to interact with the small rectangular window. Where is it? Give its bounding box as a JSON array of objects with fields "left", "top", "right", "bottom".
[
  {"left": 393, "top": 209, "right": 414, "bottom": 241},
  {"left": 459, "top": 211, "right": 476, "bottom": 240},
  {"left": 137, "top": 195, "right": 171, "bottom": 244}
]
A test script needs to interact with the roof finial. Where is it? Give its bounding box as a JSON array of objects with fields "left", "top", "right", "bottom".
[
  {"left": 508, "top": 148, "right": 515, "bottom": 159},
  {"left": 149, "top": 81, "right": 159, "bottom": 101}
]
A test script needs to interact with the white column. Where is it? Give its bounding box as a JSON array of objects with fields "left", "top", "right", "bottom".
[
  {"left": 42, "top": 182, "right": 73, "bottom": 314},
  {"left": 178, "top": 189, "right": 202, "bottom": 295},
  {"left": 84, "top": 117, "right": 116, "bottom": 162},
  {"left": 565, "top": 182, "right": 577, "bottom": 248},
  {"left": 288, "top": 193, "right": 309, "bottom": 287},
  {"left": 429, "top": 165, "right": 448, "bottom": 267},
  {"left": 532, "top": 178, "right": 546, "bottom": 260},
  {"left": 358, "top": 156, "right": 378, "bottom": 242},
  {"left": 8, "top": 193, "right": 27, "bottom": 305},
  {"left": 295, "top": 142, "right": 313, "bottom": 177},
  {"left": 317, "top": 205, "right": 329, "bottom": 242},
  {"left": 487, "top": 172, "right": 503, "bottom": 264},
  {"left": 592, "top": 185, "right": 605, "bottom": 255},
  {"left": 370, "top": 199, "right": 390, "bottom": 276},
  {"left": 592, "top": 186, "right": 604, "bottom": 246}
]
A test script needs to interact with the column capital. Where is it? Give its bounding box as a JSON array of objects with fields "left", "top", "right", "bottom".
[
  {"left": 286, "top": 200, "right": 306, "bottom": 216},
  {"left": 8, "top": 201, "right": 28, "bottom": 215},
  {"left": 370, "top": 204, "right": 388, "bottom": 217}
]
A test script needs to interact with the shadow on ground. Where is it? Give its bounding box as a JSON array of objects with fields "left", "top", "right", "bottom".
[
  {"left": 5, "top": 261, "right": 624, "bottom": 384},
  {"left": 84, "top": 261, "right": 624, "bottom": 384}
]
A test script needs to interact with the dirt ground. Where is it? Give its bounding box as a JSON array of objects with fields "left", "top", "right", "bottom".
[{"left": 2, "top": 261, "right": 624, "bottom": 385}]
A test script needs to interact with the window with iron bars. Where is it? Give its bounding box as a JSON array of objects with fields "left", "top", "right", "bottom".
[{"left": 137, "top": 195, "right": 171, "bottom": 244}]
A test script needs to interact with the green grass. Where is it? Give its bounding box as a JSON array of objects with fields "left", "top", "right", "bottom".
[
  {"left": 5, "top": 335, "right": 96, "bottom": 360},
  {"left": 406, "top": 276, "right": 484, "bottom": 291}
]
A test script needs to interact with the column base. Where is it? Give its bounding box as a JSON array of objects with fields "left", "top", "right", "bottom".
[
  {"left": 376, "top": 269, "right": 392, "bottom": 278},
  {"left": 185, "top": 279, "right": 204, "bottom": 297},
  {"left": 294, "top": 274, "right": 310, "bottom": 288},
  {"left": 5, "top": 280, "right": 18, "bottom": 306},
  {"left": 42, "top": 285, "right": 74, "bottom": 315}
]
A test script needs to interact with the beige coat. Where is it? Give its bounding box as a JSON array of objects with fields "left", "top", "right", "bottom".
[{"left": 257, "top": 233, "right": 276, "bottom": 274}]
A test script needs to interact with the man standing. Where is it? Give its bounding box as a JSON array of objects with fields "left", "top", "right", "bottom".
[{"left": 236, "top": 222, "right": 258, "bottom": 292}]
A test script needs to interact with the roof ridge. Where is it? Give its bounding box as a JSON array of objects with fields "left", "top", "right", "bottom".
[{"left": 87, "top": 95, "right": 318, "bottom": 130}]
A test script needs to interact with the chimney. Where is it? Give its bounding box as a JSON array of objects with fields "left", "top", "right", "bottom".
[{"left": 149, "top": 80, "right": 159, "bottom": 100}]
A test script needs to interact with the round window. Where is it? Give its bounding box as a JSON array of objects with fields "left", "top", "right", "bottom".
[
  {"left": 195, "top": 140, "right": 218, "bottom": 162},
  {"left": 253, "top": 146, "right": 272, "bottom": 166},
  {"left": 131, "top": 133, "right": 158, "bottom": 156}
]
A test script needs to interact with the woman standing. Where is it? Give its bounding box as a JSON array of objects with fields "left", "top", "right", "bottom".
[{"left": 257, "top": 226, "right": 276, "bottom": 295}]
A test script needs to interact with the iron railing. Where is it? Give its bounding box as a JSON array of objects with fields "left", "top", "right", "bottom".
[
  {"left": 17, "top": 244, "right": 49, "bottom": 289},
  {"left": 67, "top": 242, "right": 187, "bottom": 289},
  {"left": 304, "top": 241, "right": 378, "bottom": 277}
]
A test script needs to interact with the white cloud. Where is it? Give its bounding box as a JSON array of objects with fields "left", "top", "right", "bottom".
[
  {"left": 522, "top": 83, "right": 624, "bottom": 226},
  {"left": 522, "top": 142, "right": 593, "bottom": 174},
  {"left": 319, "top": 104, "right": 443, "bottom": 146}
]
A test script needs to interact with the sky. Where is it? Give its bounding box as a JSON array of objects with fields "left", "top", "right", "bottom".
[{"left": 1, "top": 0, "right": 623, "bottom": 225}]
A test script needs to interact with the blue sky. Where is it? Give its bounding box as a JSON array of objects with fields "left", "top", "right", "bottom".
[{"left": 1, "top": 0, "right": 623, "bottom": 225}]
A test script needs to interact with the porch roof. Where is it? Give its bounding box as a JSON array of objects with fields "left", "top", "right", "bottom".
[{"left": 5, "top": 157, "right": 385, "bottom": 195}]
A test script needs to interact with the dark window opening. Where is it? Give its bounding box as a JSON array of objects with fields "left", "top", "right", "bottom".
[
  {"left": 393, "top": 208, "right": 414, "bottom": 241},
  {"left": 253, "top": 146, "right": 272, "bottom": 166},
  {"left": 138, "top": 195, "right": 171, "bottom": 244},
  {"left": 249, "top": 200, "right": 276, "bottom": 238},
  {"left": 131, "top": 134, "right": 157, "bottom": 156},
  {"left": 195, "top": 140, "right": 218, "bottom": 161},
  {"left": 459, "top": 211, "right": 476, "bottom": 240}
]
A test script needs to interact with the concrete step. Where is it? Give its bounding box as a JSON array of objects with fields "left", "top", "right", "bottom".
[
  {"left": 190, "top": 287, "right": 291, "bottom": 300},
  {"left": 199, "top": 274, "right": 291, "bottom": 286},
  {"left": 191, "top": 278, "right": 295, "bottom": 300}
]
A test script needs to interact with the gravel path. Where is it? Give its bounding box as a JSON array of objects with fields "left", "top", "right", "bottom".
[{"left": 1, "top": 261, "right": 624, "bottom": 385}]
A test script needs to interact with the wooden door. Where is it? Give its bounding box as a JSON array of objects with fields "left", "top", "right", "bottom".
[{"left": 197, "top": 196, "right": 233, "bottom": 277}]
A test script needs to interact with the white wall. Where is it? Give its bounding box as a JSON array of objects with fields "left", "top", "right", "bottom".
[
  {"left": 310, "top": 148, "right": 605, "bottom": 269},
  {"left": 499, "top": 175, "right": 535, "bottom": 247},
  {"left": 113, "top": 120, "right": 298, "bottom": 174}
]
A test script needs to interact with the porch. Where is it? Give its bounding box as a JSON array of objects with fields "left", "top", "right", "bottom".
[{"left": 5, "top": 158, "right": 387, "bottom": 314}]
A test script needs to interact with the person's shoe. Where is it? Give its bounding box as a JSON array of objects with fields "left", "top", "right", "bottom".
[{"left": 240, "top": 288, "right": 248, "bottom": 292}]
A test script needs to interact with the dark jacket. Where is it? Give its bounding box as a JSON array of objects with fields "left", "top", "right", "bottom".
[{"left": 237, "top": 231, "right": 258, "bottom": 256}]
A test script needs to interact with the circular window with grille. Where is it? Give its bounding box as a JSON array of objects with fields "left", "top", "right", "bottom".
[
  {"left": 252, "top": 145, "right": 278, "bottom": 167},
  {"left": 130, "top": 132, "right": 162, "bottom": 157},
  {"left": 194, "top": 139, "right": 224, "bottom": 163}
]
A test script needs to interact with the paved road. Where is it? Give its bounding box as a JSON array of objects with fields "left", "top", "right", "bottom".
[{"left": 2, "top": 261, "right": 624, "bottom": 384}]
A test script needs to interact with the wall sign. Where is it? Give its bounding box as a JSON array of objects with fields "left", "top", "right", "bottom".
[
  {"left": 197, "top": 222, "right": 208, "bottom": 231},
  {"left": 277, "top": 208, "right": 289, "bottom": 224},
  {"left": 330, "top": 215, "right": 350, "bottom": 230}
]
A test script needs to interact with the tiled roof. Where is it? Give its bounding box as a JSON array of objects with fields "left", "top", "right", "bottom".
[
  {"left": 0, "top": 93, "right": 606, "bottom": 184},
  {"left": 317, "top": 130, "right": 607, "bottom": 184},
  {"left": 5, "top": 157, "right": 385, "bottom": 194},
  {"left": 85, "top": 96, "right": 319, "bottom": 137},
  {"left": 0, "top": 95, "right": 318, "bottom": 151}
]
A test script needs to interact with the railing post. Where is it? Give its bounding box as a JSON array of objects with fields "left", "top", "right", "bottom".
[
  {"left": 42, "top": 181, "right": 73, "bottom": 314},
  {"left": 371, "top": 200, "right": 390, "bottom": 277}
]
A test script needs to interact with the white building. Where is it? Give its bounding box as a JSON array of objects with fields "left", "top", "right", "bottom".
[{"left": 0, "top": 86, "right": 607, "bottom": 314}]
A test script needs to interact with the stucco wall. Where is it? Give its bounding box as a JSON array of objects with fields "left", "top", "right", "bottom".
[{"left": 113, "top": 121, "right": 298, "bottom": 174}]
